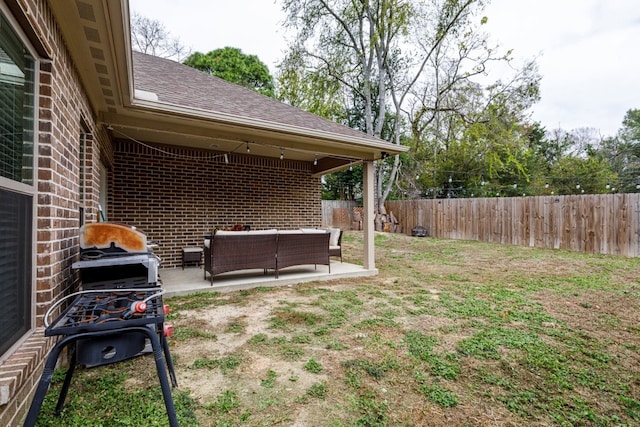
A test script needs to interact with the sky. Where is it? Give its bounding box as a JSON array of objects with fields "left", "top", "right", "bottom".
[{"left": 130, "top": 0, "right": 640, "bottom": 138}]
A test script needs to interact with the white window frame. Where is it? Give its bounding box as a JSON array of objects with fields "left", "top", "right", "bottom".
[{"left": 0, "top": 1, "right": 39, "bottom": 363}]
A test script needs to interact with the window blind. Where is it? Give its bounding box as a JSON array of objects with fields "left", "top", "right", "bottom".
[{"left": 0, "top": 189, "right": 32, "bottom": 356}]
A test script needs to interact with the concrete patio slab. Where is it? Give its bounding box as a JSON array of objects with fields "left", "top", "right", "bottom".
[{"left": 159, "top": 261, "right": 377, "bottom": 297}]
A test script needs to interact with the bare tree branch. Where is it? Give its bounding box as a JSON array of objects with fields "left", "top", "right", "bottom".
[{"left": 130, "top": 13, "right": 191, "bottom": 62}]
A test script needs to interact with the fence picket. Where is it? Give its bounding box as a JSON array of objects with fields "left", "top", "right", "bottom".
[{"left": 380, "top": 194, "right": 640, "bottom": 258}]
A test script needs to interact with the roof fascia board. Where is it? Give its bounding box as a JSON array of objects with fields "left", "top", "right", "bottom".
[
  {"left": 105, "top": 0, "right": 134, "bottom": 109},
  {"left": 101, "top": 111, "right": 384, "bottom": 161}
]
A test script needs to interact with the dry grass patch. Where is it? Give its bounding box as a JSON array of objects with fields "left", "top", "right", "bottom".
[{"left": 36, "top": 232, "right": 640, "bottom": 426}]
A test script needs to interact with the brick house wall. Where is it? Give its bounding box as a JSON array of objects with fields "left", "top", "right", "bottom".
[
  {"left": 109, "top": 140, "right": 323, "bottom": 268},
  {"left": 1, "top": 1, "right": 330, "bottom": 423},
  {"left": 0, "top": 1, "right": 111, "bottom": 425}
]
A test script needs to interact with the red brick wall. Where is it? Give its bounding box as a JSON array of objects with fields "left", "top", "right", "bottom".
[
  {"left": 1, "top": 1, "right": 111, "bottom": 425},
  {"left": 109, "top": 140, "right": 323, "bottom": 268}
]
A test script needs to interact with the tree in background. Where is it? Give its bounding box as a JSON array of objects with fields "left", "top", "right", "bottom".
[
  {"left": 131, "top": 14, "right": 274, "bottom": 97},
  {"left": 322, "top": 82, "right": 399, "bottom": 201},
  {"left": 405, "top": 60, "right": 540, "bottom": 199},
  {"left": 621, "top": 109, "right": 640, "bottom": 142},
  {"left": 277, "top": 50, "right": 346, "bottom": 122},
  {"left": 597, "top": 109, "right": 640, "bottom": 193},
  {"left": 547, "top": 155, "right": 616, "bottom": 195},
  {"left": 280, "top": 0, "right": 412, "bottom": 217},
  {"left": 130, "top": 13, "right": 191, "bottom": 61},
  {"left": 398, "top": 0, "right": 541, "bottom": 198},
  {"left": 322, "top": 165, "right": 363, "bottom": 200},
  {"left": 184, "top": 47, "right": 275, "bottom": 97},
  {"left": 279, "top": 0, "right": 540, "bottom": 216}
]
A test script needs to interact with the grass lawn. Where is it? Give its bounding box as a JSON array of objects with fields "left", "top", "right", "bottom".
[{"left": 35, "top": 231, "right": 640, "bottom": 426}]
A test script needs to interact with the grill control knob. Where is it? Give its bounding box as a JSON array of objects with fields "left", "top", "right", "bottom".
[{"left": 132, "top": 301, "right": 147, "bottom": 313}]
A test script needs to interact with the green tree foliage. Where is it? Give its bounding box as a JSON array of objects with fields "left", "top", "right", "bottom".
[
  {"left": 405, "top": 116, "right": 622, "bottom": 198},
  {"left": 548, "top": 156, "right": 616, "bottom": 195},
  {"left": 280, "top": 0, "right": 536, "bottom": 210},
  {"left": 277, "top": 51, "right": 346, "bottom": 122},
  {"left": 401, "top": 65, "right": 540, "bottom": 199},
  {"left": 596, "top": 109, "right": 640, "bottom": 193},
  {"left": 184, "top": 47, "right": 275, "bottom": 97},
  {"left": 621, "top": 109, "right": 640, "bottom": 142},
  {"left": 531, "top": 126, "right": 574, "bottom": 167},
  {"left": 322, "top": 165, "right": 363, "bottom": 200}
]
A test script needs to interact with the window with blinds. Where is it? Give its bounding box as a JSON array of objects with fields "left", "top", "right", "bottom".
[
  {"left": 1, "top": 9, "right": 35, "bottom": 357},
  {"left": 0, "top": 189, "right": 32, "bottom": 356},
  {"left": 1, "top": 12, "right": 35, "bottom": 185}
]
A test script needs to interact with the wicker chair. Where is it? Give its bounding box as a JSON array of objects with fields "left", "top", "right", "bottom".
[{"left": 328, "top": 229, "right": 343, "bottom": 262}]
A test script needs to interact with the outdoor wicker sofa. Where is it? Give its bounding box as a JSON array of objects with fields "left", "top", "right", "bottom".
[
  {"left": 276, "top": 230, "right": 330, "bottom": 277},
  {"left": 203, "top": 229, "right": 331, "bottom": 284},
  {"left": 203, "top": 229, "right": 277, "bottom": 284}
]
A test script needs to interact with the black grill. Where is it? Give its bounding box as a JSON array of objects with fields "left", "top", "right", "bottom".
[
  {"left": 411, "top": 226, "right": 428, "bottom": 237},
  {"left": 24, "top": 224, "right": 179, "bottom": 427},
  {"left": 73, "top": 252, "right": 160, "bottom": 286}
]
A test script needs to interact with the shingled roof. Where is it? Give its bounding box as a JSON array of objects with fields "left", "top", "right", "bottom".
[{"left": 132, "top": 51, "right": 386, "bottom": 145}]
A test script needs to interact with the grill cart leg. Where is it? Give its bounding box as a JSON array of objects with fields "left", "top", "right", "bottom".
[
  {"left": 140, "top": 326, "right": 179, "bottom": 427},
  {"left": 55, "top": 346, "right": 78, "bottom": 415},
  {"left": 23, "top": 334, "right": 76, "bottom": 427},
  {"left": 161, "top": 332, "right": 178, "bottom": 387},
  {"left": 24, "top": 328, "right": 179, "bottom": 427}
]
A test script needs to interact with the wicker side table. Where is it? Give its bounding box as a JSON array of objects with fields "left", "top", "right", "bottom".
[{"left": 181, "top": 247, "right": 203, "bottom": 269}]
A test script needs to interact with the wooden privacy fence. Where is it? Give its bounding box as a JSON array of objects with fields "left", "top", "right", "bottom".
[
  {"left": 385, "top": 194, "right": 640, "bottom": 257},
  {"left": 322, "top": 200, "right": 358, "bottom": 229}
]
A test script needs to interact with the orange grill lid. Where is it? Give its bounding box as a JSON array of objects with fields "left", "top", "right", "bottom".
[{"left": 80, "top": 223, "right": 147, "bottom": 253}]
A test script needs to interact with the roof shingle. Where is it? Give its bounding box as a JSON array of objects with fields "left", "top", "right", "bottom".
[{"left": 132, "top": 51, "right": 385, "bottom": 145}]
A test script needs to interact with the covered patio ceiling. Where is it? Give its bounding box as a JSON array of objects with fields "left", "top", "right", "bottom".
[
  {"left": 47, "top": 0, "right": 406, "bottom": 176},
  {"left": 101, "top": 94, "right": 400, "bottom": 176}
]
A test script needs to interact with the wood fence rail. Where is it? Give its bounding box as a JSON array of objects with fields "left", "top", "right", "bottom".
[{"left": 384, "top": 194, "right": 640, "bottom": 257}]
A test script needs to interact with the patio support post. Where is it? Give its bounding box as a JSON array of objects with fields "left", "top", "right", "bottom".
[{"left": 362, "top": 160, "right": 375, "bottom": 270}]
